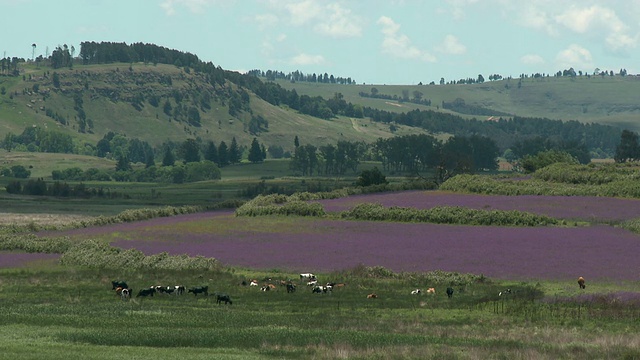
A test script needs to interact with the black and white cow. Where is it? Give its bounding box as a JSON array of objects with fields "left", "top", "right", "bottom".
[
  {"left": 286, "top": 283, "right": 297, "bottom": 293},
  {"left": 121, "top": 288, "right": 131, "bottom": 301},
  {"left": 136, "top": 287, "right": 156, "bottom": 297}
]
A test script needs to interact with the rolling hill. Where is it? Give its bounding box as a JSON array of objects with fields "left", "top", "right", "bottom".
[
  {"left": 0, "top": 42, "right": 637, "bottom": 159},
  {"left": 274, "top": 74, "right": 640, "bottom": 132},
  {"left": 0, "top": 62, "right": 426, "bottom": 153}
]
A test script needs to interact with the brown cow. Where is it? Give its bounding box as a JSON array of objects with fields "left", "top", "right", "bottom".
[
  {"left": 367, "top": 293, "right": 377, "bottom": 299},
  {"left": 578, "top": 277, "right": 586, "bottom": 289}
]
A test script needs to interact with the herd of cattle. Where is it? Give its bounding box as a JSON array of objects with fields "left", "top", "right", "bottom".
[
  {"left": 110, "top": 275, "right": 587, "bottom": 305},
  {"left": 111, "top": 280, "right": 232, "bottom": 305}
]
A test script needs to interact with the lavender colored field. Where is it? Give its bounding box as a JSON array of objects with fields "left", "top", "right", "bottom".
[
  {"left": 47, "top": 209, "right": 638, "bottom": 281},
  {"left": 0, "top": 252, "right": 60, "bottom": 268},
  {"left": 316, "top": 191, "right": 640, "bottom": 221}
]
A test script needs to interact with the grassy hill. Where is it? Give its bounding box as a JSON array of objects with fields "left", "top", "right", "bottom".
[
  {"left": 0, "top": 63, "right": 425, "bottom": 153},
  {"left": 274, "top": 74, "right": 640, "bottom": 132}
]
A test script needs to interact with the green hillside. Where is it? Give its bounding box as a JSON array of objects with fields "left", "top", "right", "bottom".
[
  {"left": 274, "top": 75, "right": 640, "bottom": 132},
  {"left": 0, "top": 62, "right": 424, "bottom": 153}
]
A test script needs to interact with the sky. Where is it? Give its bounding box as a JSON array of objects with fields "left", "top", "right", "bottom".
[{"left": 2, "top": 0, "right": 640, "bottom": 85}]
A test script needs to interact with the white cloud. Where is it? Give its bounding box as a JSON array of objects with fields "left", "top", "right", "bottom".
[
  {"left": 314, "top": 3, "right": 362, "bottom": 38},
  {"left": 436, "top": 35, "right": 466, "bottom": 55},
  {"left": 520, "top": 54, "right": 545, "bottom": 65},
  {"left": 377, "top": 16, "right": 436, "bottom": 62},
  {"left": 160, "top": 0, "right": 227, "bottom": 15},
  {"left": 254, "top": 13, "right": 278, "bottom": 30},
  {"left": 284, "top": 0, "right": 321, "bottom": 26},
  {"left": 555, "top": 44, "right": 593, "bottom": 70},
  {"left": 518, "top": 4, "right": 557, "bottom": 36},
  {"left": 290, "top": 53, "right": 326, "bottom": 65},
  {"left": 555, "top": 5, "right": 636, "bottom": 53},
  {"left": 445, "top": 0, "right": 480, "bottom": 20},
  {"left": 270, "top": 0, "right": 362, "bottom": 38}
]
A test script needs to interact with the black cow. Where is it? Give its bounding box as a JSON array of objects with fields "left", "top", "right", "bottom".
[
  {"left": 188, "top": 286, "right": 208, "bottom": 296},
  {"left": 136, "top": 287, "right": 156, "bottom": 297},
  {"left": 216, "top": 293, "right": 232, "bottom": 305},
  {"left": 286, "top": 283, "right": 296, "bottom": 293},
  {"left": 446, "top": 287, "right": 454, "bottom": 299},
  {"left": 112, "top": 280, "right": 128, "bottom": 290}
]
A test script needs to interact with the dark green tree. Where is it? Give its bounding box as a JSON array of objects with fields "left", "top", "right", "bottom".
[
  {"left": 356, "top": 167, "right": 388, "bottom": 187},
  {"left": 294, "top": 135, "right": 300, "bottom": 148},
  {"left": 248, "top": 138, "right": 264, "bottom": 163},
  {"left": 10, "top": 165, "right": 31, "bottom": 178},
  {"left": 180, "top": 139, "right": 201, "bottom": 163},
  {"left": 204, "top": 141, "right": 219, "bottom": 164},
  {"left": 115, "top": 155, "right": 132, "bottom": 172},
  {"left": 161, "top": 147, "right": 175, "bottom": 166},
  {"left": 217, "top": 141, "right": 229, "bottom": 166},
  {"left": 614, "top": 130, "right": 640, "bottom": 163},
  {"left": 229, "top": 137, "right": 241, "bottom": 164},
  {"left": 521, "top": 150, "right": 578, "bottom": 173}
]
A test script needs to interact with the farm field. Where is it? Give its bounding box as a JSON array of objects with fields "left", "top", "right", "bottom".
[
  {"left": 39, "top": 190, "right": 640, "bottom": 281},
  {"left": 3, "top": 189, "right": 640, "bottom": 359}
]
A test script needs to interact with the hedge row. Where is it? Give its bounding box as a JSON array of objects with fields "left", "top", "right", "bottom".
[
  {"left": 235, "top": 200, "right": 326, "bottom": 217},
  {"left": 1, "top": 205, "right": 204, "bottom": 234},
  {"left": 0, "top": 233, "right": 73, "bottom": 253},
  {"left": 339, "top": 203, "right": 559, "bottom": 226},
  {"left": 59, "top": 239, "right": 221, "bottom": 271},
  {"left": 440, "top": 174, "right": 640, "bottom": 198},
  {"left": 532, "top": 163, "right": 640, "bottom": 185}
]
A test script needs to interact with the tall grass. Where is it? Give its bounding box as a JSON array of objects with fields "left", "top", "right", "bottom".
[{"left": 339, "top": 202, "right": 560, "bottom": 226}]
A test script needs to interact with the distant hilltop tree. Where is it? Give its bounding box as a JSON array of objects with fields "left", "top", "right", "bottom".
[{"left": 246, "top": 69, "right": 356, "bottom": 85}]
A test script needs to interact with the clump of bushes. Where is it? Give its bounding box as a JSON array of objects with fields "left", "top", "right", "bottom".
[
  {"left": 59, "top": 239, "right": 221, "bottom": 271},
  {"left": 339, "top": 264, "right": 486, "bottom": 285},
  {"left": 339, "top": 203, "right": 559, "bottom": 226},
  {"left": 235, "top": 200, "right": 325, "bottom": 217},
  {"left": 0, "top": 234, "right": 72, "bottom": 253}
]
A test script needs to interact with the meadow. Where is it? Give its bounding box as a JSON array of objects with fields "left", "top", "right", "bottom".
[{"left": 2, "top": 163, "right": 640, "bottom": 359}]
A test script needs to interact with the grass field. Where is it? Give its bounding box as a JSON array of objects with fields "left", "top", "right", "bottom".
[{"left": 0, "top": 263, "right": 639, "bottom": 359}]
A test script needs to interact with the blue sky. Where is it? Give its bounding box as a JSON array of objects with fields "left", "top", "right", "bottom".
[{"left": 2, "top": 0, "right": 639, "bottom": 84}]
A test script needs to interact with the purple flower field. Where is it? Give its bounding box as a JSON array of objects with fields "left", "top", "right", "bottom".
[
  {"left": 106, "top": 220, "right": 639, "bottom": 281},
  {"left": 0, "top": 252, "right": 60, "bottom": 268},
  {"left": 38, "top": 191, "right": 640, "bottom": 281},
  {"left": 316, "top": 191, "right": 640, "bottom": 221}
]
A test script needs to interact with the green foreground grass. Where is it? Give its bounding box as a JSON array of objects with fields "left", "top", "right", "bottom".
[{"left": 1, "top": 265, "right": 639, "bottom": 360}]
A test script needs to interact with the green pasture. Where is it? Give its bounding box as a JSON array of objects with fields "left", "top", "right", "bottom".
[
  {"left": 275, "top": 75, "right": 640, "bottom": 132},
  {"left": 0, "top": 264, "right": 639, "bottom": 359}
]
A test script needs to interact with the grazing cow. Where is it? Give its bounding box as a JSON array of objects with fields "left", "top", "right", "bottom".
[
  {"left": 426, "top": 288, "right": 436, "bottom": 294},
  {"left": 307, "top": 280, "right": 318, "bottom": 287},
  {"left": 446, "top": 287, "right": 454, "bottom": 299},
  {"left": 367, "top": 293, "right": 377, "bottom": 299},
  {"left": 250, "top": 280, "right": 259, "bottom": 287},
  {"left": 188, "top": 286, "right": 209, "bottom": 296},
  {"left": 215, "top": 293, "right": 232, "bottom": 305},
  {"left": 111, "top": 280, "right": 128, "bottom": 290},
  {"left": 499, "top": 288, "right": 512, "bottom": 297},
  {"left": 411, "top": 289, "right": 422, "bottom": 295},
  {"left": 261, "top": 285, "right": 271, "bottom": 292},
  {"left": 163, "top": 285, "right": 185, "bottom": 295},
  {"left": 137, "top": 287, "right": 156, "bottom": 297},
  {"left": 578, "top": 277, "right": 586, "bottom": 289},
  {"left": 286, "top": 283, "right": 297, "bottom": 293},
  {"left": 241, "top": 280, "right": 248, "bottom": 286},
  {"left": 312, "top": 286, "right": 330, "bottom": 294},
  {"left": 121, "top": 288, "right": 131, "bottom": 301},
  {"left": 300, "top": 273, "right": 315, "bottom": 280}
]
